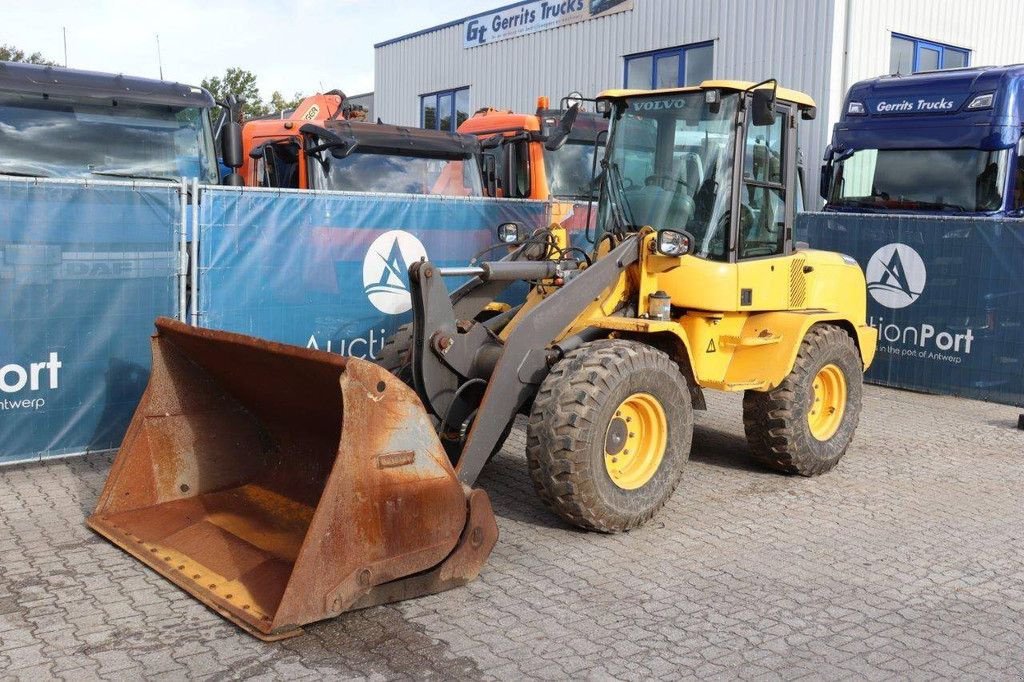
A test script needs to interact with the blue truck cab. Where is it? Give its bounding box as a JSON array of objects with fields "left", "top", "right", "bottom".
[
  {"left": 0, "top": 61, "right": 242, "bottom": 185},
  {"left": 821, "top": 64, "right": 1024, "bottom": 215}
]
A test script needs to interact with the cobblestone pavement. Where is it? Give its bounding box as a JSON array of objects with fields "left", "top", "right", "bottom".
[{"left": 1, "top": 385, "right": 1022, "bottom": 680}]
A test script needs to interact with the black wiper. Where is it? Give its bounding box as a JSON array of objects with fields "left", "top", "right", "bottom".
[
  {"left": 90, "top": 170, "right": 177, "bottom": 182},
  {"left": 0, "top": 169, "right": 50, "bottom": 178}
]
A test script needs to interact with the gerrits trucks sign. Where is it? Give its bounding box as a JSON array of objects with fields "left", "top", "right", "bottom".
[
  {"left": 464, "top": 0, "right": 634, "bottom": 48},
  {"left": 866, "top": 95, "right": 966, "bottom": 115}
]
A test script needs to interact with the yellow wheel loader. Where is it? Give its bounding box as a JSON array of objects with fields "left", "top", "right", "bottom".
[{"left": 88, "top": 80, "right": 877, "bottom": 639}]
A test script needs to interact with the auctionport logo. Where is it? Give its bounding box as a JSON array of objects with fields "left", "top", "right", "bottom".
[
  {"left": 865, "top": 243, "right": 926, "bottom": 309},
  {"left": 362, "top": 230, "right": 428, "bottom": 315},
  {"left": 0, "top": 352, "right": 62, "bottom": 411}
]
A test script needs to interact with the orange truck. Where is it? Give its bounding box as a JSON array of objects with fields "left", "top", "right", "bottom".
[
  {"left": 241, "top": 92, "right": 484, "bottom": 196},
  {"left": 458, "top": 95, "right": 608, "bottom": 230}
]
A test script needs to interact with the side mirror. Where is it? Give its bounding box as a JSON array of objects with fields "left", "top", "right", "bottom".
[
  {"left": 482, "top": 153, "right": 497, "bottom": 196},
  {"left": 751, "top": 89, "right": 776, "bottom": 127},
  {"left": 655, "top": 229, "right": 695, "bottom": 257},
  {"left": 221, "top": 121, "right": 243, "bottom": 169},
  {"left": 497, "top": 222, "right": 521, "bottom": 244},
  {"left": 801, "top": 105, "right": 817, "bottom": 121},
  {"left": 544, "top": 104, "right": 580, "bottom": 152},
  {"left": 819, "top": 163, "right": 833, "bottom": 200}
]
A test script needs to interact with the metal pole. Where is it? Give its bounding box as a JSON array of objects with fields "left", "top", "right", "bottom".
[
  {"left": 189, "top": 178, "right": 200, "bottom": 326},
  {"left": 62, "top": 27, "right": 68, "bottom": 67},
  {"left": 178, "top": 177, "right": 188, "bottom": 321},
  {"left": 155, "top": 34, "right": 163, "bottom": 81}
]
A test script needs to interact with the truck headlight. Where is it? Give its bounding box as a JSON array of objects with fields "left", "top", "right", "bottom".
[{"left": 967, "top": 93, "right": 994, "bottom": 110}]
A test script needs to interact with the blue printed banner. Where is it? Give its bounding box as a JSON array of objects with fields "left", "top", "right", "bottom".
[
  {"left": 0, "top": 179, "right": 179, "bottom": 464},
  {"left": 799, "top": 213, "right": 1024, "bottom": 407},
  {"left": 197, "top": 189, "right": 550, "bottom": 358}
]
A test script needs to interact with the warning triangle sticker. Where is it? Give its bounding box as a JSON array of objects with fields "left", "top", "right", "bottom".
[{"left": 706, "top": 339, "right": 716, "bottom": 353}]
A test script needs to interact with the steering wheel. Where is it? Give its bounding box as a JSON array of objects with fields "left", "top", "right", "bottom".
[{"left": 699, "top": 206, "right": 755, "bottom": 257}]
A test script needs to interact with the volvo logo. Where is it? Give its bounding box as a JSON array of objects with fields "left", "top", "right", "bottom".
[
  {"left": 362, "top": 230, "right": 428, "bottom": 315},
  {"left": 865, "top": 243, "right": 926, "bottom": 309},
  {"left": 632, "top": 98, "right": 687, "bottom": 112}
]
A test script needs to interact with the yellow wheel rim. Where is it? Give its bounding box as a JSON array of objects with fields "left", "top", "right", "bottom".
[
  {"left": 603, "top": 392, "right": 668, "bottom": 490},
  {"left": 808, "top": 364, "right": 847, "bottom": 441}
]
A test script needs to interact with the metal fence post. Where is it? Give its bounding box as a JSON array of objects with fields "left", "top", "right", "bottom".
[
  {"left": 189, "top": 178, "right": 200, "bottom": 326},
  {"left": 178, "top": 177, "right": 188, "bottom": 321}
]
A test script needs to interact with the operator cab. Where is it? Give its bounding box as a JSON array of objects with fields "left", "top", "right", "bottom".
[
  {"left": 0, "top": 61, "right": 222, "bottom": 184},
  {"left": 594, "top": 81, "right": 816, "bottom": 263}
]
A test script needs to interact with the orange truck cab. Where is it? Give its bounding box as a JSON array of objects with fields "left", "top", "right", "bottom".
[
  {"left": 242, "top": 93, "right": 484, "bottom": 196},
  {"left": 458, "top": 96, "right": 608, "bottom": 206}
]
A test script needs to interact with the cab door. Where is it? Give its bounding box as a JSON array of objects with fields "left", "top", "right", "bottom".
[{"left": 734, "top": 99, "right": 801, "bottom": 311}]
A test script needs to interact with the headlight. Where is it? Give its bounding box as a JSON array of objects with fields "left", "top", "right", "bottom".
[{"left": 967, "top": 93, "right": 994, "bottom": 110}]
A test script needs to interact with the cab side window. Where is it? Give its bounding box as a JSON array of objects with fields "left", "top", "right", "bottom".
[
  {"left": 256, "top": 141, "right": 300, "bottom": 189},
  {"left": 739, "top": 107, "right": 787, "bottom": 258},
  {"left": 497, "top": 139, "right": 531, "bottom": 198}
]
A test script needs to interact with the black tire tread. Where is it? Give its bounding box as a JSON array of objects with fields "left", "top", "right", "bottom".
[
  {"left": 743, "top": 324, "right": 863, "bottom": 476},
  {"left": 526, "top": 339, "right": 691, "bottom": 533}
]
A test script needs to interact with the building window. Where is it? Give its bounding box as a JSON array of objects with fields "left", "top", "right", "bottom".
[
  {"left": 421, "top": 88, "right": 470, "bottom": 133},
  {"left": 890, "top": 34, "right": 969, "bottom": 75},
  {"left": 624, "top": 42, "right": 713, "bottom": 89}
]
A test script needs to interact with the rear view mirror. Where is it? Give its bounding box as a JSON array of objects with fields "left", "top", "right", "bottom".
[
  {"left": 482, "top": 153, "right": 497, "bottom": 196},
  {"left": 497, "top": 222, "right": 521, "bottom": 244},
  {"left": 655, "top": 229, "right": 694, "bottom": 257},
  {"left": 751, "top": 89, "right": 776, "bottom": 127},
  {"left": 220, "top": 121, "right": 244, "bottom": 186},
  {"left": 819, "top": 163, "right": 833, "bottom": 200},
  {"left": 544, "top": 104, "right": 580, "bottom": 152}
]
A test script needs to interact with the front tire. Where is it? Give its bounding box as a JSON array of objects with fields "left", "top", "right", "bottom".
[
  {"left": 526, "top": 339, "right": 693, "bottom": 533},
  {"left": 377, "top": 322, "right": 414, "bottom": 385},
  {"left": 743, "top": 324, "right": 863, "bottom": 476}
]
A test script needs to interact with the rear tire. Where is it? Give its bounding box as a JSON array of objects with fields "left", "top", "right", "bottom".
[
  {"left": 526, "top": 339, "right": 692, "bottom": 533},
  {"left": 743, "top": 324, "right": 863, "bottom": 476}
]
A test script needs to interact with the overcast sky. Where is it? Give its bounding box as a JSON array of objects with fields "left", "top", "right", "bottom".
[{"left": 5, "top": 0, "right": 499, "bottom": 99}]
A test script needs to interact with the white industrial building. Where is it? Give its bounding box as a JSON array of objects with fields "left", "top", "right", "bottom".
[{"left": 373, "top": 0, "right": 1024, "bottom": 196}]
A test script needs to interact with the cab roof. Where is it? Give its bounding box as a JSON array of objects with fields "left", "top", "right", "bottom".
[
  {"left": 0, "top": 60, "right": 214, "bottom": 109},
  {"left": 599, "top": 80, "right": 816, "bottom": 108}
]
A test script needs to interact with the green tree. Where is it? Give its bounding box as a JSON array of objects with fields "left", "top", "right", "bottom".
[
  {"left": 267, "top": 90, "right": 305, "bottom": 115},
  {"left": 201, "top": 67, "right": 268, "bottom": 119},
  {"left": 0, "top": 44, "right": 57, "bottom": 66}
]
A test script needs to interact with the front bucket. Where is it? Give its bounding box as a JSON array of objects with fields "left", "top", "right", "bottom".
[{"left": 88, "top": 318, "right": 497, "bottom": 640}]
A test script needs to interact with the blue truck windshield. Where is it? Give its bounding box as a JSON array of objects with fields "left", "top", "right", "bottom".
[
  {"left": 829, "top": 148, "right": 1008, "bottom": 212},
  {"left": 0, "top": 93, "right": 218, "bottom": 183}
]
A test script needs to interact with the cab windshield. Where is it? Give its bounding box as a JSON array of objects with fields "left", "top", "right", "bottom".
[
  {"left": 0, "top": 92, "right": 219, "bottom": 183},
  {"left": 309, "top": 150, "right": 483, "bottom": 196},
  {"left": 543, "top": 139, "right": 603, "bottom": 201},
  {"left": 828, "top": 148, "right": 1009, "bottom": 212},
  {"left": 597, "top": 92, "right": 738, "bottom": 259}
]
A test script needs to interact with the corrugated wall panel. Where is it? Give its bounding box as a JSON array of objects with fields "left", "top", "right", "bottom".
[{"left": 376, "top": 0, "right": 841, "bottom": 197}]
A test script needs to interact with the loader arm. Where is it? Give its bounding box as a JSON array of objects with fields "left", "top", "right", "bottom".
[{"left": 409, "top": 235, "right": 642, "bottom": 486}]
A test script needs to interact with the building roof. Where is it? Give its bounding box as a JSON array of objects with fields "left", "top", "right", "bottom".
[{"left": 0, "top": 60, "right": 214, "bottom": 108}]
